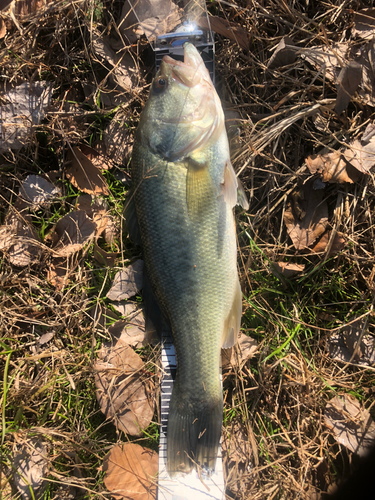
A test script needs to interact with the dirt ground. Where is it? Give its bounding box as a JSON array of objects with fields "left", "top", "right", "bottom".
[{"left": 1, "top": 1, "right": 375, "bottom": 499}]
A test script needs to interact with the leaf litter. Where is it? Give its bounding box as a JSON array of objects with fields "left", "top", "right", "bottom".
[
  {"left": 107, "top": 260, "right": 144, "bottom": 301},
  {"left": 94, "top": 336, "right": 155, "bottom": 436},
  {"left": 328, "top": 317, "right": 375, "bottom": 367},
  {"left": 19, "top": 174, "right": 61, "bottom": 208},
  {"left": 11, "top": 438, "right": 49, "bottom": 500},
  {"left": 325, "top": 394, "right": 375, "bottom": 457},
  {"left": 103, "top": 443, "right": 158, "bottom": 500},
  {"left": 306, "top": 123, "right": 375, "bottom": 183},
  {"left": 66, "top": 146, "right": 109, "bottom": 196}
]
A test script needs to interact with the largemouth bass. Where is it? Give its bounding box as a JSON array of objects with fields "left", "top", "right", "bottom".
[{"left": 130, "top": 43, "right": 248, "bottom": 476}]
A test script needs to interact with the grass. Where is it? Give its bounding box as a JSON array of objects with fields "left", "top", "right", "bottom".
[{"left": 1, "top": 0, "right": 375, "bottom": 499}]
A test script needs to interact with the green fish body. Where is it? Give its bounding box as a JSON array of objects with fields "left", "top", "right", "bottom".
[{"left": 131, "top": 43, "right": 247, "bottom": 476}]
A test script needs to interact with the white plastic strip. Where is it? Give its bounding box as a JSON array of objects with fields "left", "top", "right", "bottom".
[{"left": 158, "top": 340, "right": 225, "bottom": 500}]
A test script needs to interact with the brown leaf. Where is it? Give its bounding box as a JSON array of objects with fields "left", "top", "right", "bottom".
[
  {"left": 94, "top": 339, "right": 155, "bottom": 436},
  {"left": 47, "top": 255, "right": 79, "bottom": 291},
  {"left": 119, "top": 0, "right": 182, "bottom": 43},
  {"left": 284, "top": 182, "right": 328, "bottom": 250},
  {"left": 79, "top": 144, "right": 110, "bottom": 170},
  {"left": 108, "top": 303, "right": 157, "bottom": 348},
  {"left": 222, "top": 420, "right": 252, "bottom": 495},
  {"left": 222, "top": 332, "right": 258, "bottom": 369},
  {"left": 0, "top": 209, "right": 41, "bottom": 267},
  {"left": 344, "top": 136, "right": 375, "bottom": 174},
  {"left": 306, "top": 151, "right": 360, "bottom": 183},
  {"left": 103, "top": 443, "right": 157, "bottom": 500},
  {"left": 19, "top": 174, "right": 61, "bottom": 208},
  {"left": 272, "top": 262, "right": 305, "bottom": 278},
  {"left": 353, "top": 8, "right": 375, "bottom": 40},
  {"left": 328, "top": 318, "right": 375, "bottom": 367},
  {"left": 104, "top": 111, "right": 133, "bottom": 163},
  {"left": 14, "top": 0, "right": 49, "bottom": 17},
  {"left": 335, "top": 62, "right": 362, "bottom": 115},
  {"left": 324, "top": 394, "right": 375, "bottom": 457},
  {"left": 91, "top": 30, "right": 138, "bottom": 91},
  {"left": 75, "top": 194, "right": 110, "bottom": 239},
  {"left": 93, "top": 242, "right": 119, "bottom": 267},
  {"left": 12, "top": 439, "right": 49, "bottom": 500},
  {"left": 51, "top": 211, "right": 97, "bottom": 257},
  {"left": 107, "top": 260, "right": 144, "bottom": 301},
  {"left": 0, "top": 17, "right": 6, "bottom": 38},
  {"left": 0, "top": 82, "right": 52, "bottom": 152},
  {"left": 356, "top": 39, "right": 375, "bottom": 106},
  {"left": 267, "top": 37, "right": 297, "bottom": 69},
  {"left": 302, "top": 43, "right": 349, "bottom": 82},
  {"left": 310, "top": 231, "right": 346, "bottom": 256},
  {"left": 198, "top": 15, "right": 249, "bottom": 51},
  {"left": 66, "top": 146, "right": 109, "bottom": 196}
]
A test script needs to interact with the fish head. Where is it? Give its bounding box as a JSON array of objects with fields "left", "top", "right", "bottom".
[{"left": 138, "top": 43, "right": 224, "bottom": 161}]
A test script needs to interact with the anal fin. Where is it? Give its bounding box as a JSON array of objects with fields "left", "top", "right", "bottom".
[{"left": 222, "top": 280, "right": 242, "bottom": 348}]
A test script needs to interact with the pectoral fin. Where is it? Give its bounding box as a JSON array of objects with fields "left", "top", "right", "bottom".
[
  {"left": 222, "top": 160, "right": 249, "bottom": 210},
  {"left": 222, "top": 280, "right": 242, "bottom": 348}
]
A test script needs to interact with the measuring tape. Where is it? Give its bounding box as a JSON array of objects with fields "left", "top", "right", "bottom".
[{"left": 158, "top": 337, "right": 225, "bottom": 500}]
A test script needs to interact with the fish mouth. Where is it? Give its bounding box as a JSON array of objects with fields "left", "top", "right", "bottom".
[{"left": 162, "top": 43, "right": 212, "bottom": 88}]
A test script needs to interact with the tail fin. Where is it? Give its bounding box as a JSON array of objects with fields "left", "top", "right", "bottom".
[{"left": 167, "top": 387, "right": 222, "bottom": 477}]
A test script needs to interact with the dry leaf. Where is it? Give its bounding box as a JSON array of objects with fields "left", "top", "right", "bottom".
[
  {"left": 75, "top": 194, "right": 110, "bottom": 238},
  {"left": 91, "top": 30, "right": 138, "bottom": 91},
  {"left": 302, "top": 43, "right": 349, "bottom": 82},
  {"left": 12, "top": 439, "right": 48, "bottom": 500},
  {"left": 222, "top": 420, "right": 252, "bottom": 496},
  {"left": 93, "top": 243, "right": 119, "bottom": 267},
  {"left": 356, "top": 39, "right": 375, "bottom": 106},
  {"left": 0, "top": 82, "right": 52, "bottom": 152},
  {"left": 306, "top": 151, "right": 360, "bottom": 183},
  {"left": 108, "top": 303, "right": 156, "bottom": 347},
  {"left": 328, "top": 318, "right": 375, "bottom": 367},
  {"left": 267, "top": 37, "right": 297, "bottom": 69},
  {"left": 107, "top": 260, "right": 144, "bottom": 301},
  {"left": 0, "top": 209, "right": 41, "bottom": 266},
  {"left": 47, "top": 255, "right": 79, "bottom": 291},
  {"left": 284, "top": 182, "right": 328, "bottom": 250},
  {"left": 344, "top": 136, "right": 375, "bottom": 174},
  {"left": 198, "top": 15, "right": 249, "bottom": 51},
  {"left": 19, "top": 174, "right": 61, "bottom": 208},
  {"left": 222, "top": 332, "right": 258, "bottom": 369},
  {"left": 66, "top": 146, "right": 109, "bottom": 196},
  {"left": 94, "top": 338, "right": 155, "bottom": 436},
  {"left": 14, "top": 0, "right": 49, "bottom": 17},
  {"left": 79, "top": 144, "right": 110, "bottom": 170},
  {"left": 104, "top": 111, "right": 133, "bottom": 163},
  {"left": 324, "top": 394, "right": 375, "bottom": 457},
  {"left": 272, "top": 261, "right": 305, "bottom": 278},
  {"left": 103, "top": 443, "right": 157, "bottom": 500},
  {"left": 121, "top": 0, "right": 182, "bottom": 43},
  {"left": 353, "top": 8, "right": 375, "bottom": 40},
  {"left": 335, "top": 62, "right": 362, "bottom": 114},
  {"left": 310, "top": 231, "right": 346, "bottom": 256},
  {"left": 51, "top": 211, "right": 97, "bottom": 257},
  {"left": 0, "top": 17, "right": 6, "bottom": 38}
]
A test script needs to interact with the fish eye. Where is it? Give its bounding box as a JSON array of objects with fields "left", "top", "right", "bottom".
[{"left": 153, "top": 77, "right": 167, "bottom": 93}]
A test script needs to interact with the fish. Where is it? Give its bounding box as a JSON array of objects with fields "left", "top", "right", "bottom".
[{"left": 129, "top": 42, "right": 248, "bottom": 476}]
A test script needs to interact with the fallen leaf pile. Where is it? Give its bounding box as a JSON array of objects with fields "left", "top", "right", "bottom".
[
  {"left": 222, "top": 420, "right": 252, "bottom": 496},
  {"left": 103, "top": 443, "right": 158, "bottom": 500},
  {"left": 325, "top": 394, "right": 375, "bottom": 457}
]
